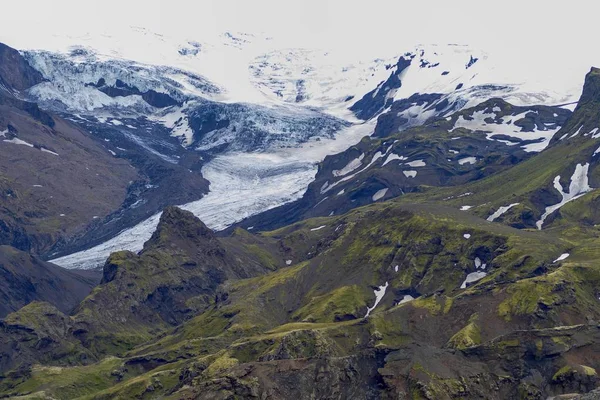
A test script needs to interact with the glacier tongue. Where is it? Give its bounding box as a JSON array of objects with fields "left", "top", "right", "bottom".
[
  {"left": 51, "top": 120, "right": 376, "bottom": 270},
  {"left": 50, "top": 153, "right": 316, "bottom": 269}
]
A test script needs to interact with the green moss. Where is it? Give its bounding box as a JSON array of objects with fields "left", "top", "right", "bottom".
[
  {"left": 89, "top": 360, "right": 186, "bottom": 400},
  {"left": 204, "top": 353, "right": 239, "bottom": 378},
  {"left": 552, "top": 365, "right": 597, "bottom": 381},
  {"left": 243, "top": 244, "right": 279, "bottom": 271},
  {"left": 1, "top": 357, "right": 128, "bottom": 399},
  {"left": 447, "top": 314, "right": 481, "bottom": 350},
  {"left": 292, "top": 285, "right": 368, "bottom": 323},
  {"left": 495, "top": 339, "right": 520, "bottom": 348},
  {"left": 497, "top": 278, "right": 559, "bottom": 321},
  {"left": 412, "top": 295, "right": 454, "bottom": 316},
  {"left": 368, "top": 313, "right": 411, "bottom": 348},
  {"left": 234, "top": 261, "right": 308, "bottom": 294}
]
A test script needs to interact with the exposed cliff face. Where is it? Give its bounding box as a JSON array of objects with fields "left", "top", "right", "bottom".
[{"left": 0, "top": 43, "right": 44, "bottom": 92}]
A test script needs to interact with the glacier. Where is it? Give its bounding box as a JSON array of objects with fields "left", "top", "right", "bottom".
[{"left": 51, "top": 119, "right": 376, "bottom": 269}]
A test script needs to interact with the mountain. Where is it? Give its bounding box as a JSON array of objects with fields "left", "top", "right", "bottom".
[
  {"left": 12, "top": 38, "right": 582, "bottom": 270},
  {"left": 3, "top": 28, "right": 600, "bottom": 398},
  {"left": 1, "top": 197, "right": 599, "bottom": 398},
  {"left": 427, "top": 67, "right": 600, "bottom": 231},
  {"left": 0, "top": 206, "right": 286, "bottom": 374},
  {"left": 231, "top": 97, "right": 572, "bottom": 232}
]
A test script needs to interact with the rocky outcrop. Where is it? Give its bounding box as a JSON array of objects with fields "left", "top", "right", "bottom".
[
  {"left": 350, "top": 55, "right": 412, "bottom": 120},
  {"left": 0, "top": 43, "right": 44, "bottom": 92},
  {"left": 87, "top": 78, "right": 181, "bottom": 108}
]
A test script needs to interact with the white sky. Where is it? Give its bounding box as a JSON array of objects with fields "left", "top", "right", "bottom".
[{"left": 1, "top": 0, "right": 597, "bottom": 55}]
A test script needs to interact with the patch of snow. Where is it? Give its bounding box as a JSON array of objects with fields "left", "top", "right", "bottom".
[
  {"left": 40, "top": 148, "right": 59, "bottom": 156},
  {"left": 333, "top": 153, "right": 365, "bottom": 177},
  {"left": 452, "top": 109, "right": 562, "bottom": 153},
  {"left": 458, "top": 156, "right": 477, "bottom": 165},
  {"left": 586, "top": 128, "right": 599, "bottom": 137},
  {"left": 463, "top": 234, "right": 471, "bottom": 239},
  {"left": 474, "top": 257, "right": 486, "bottom": 269},
  {"left": 372, "top": 188, "right": 388, "bottom": 201},
  {"left": 570, "top": 126, "right": 583, "bottom": 138},
  {"left": 365, "top": 282, "right": 389, "bottom": 317},
  {"left": 394, "top": 265, "right": 399, "bottom": 272},
  {"left": 553, "top": 253, "right": 570, "bottom": 263},
  {"left": 110, "top": 119, "right": 123, "bottom": 126},
  {"left": 406, "top": 159, "right": 426, "bottom": 167},
  {"left": 322, "top": 145, "right": 392, "bottom": 194},
  {"left": 403, "top": 170, "right": 417, "bottom": 178},
  {"left": 286, "top": 260, "right": 293, "bottom": 265},
  {"left": 310, "top": 225, "right": 326, "bottom": 231},
  {"left": 460, "top": 272, "right": 487, "bottom": 289},
  {"left": 487, "top": 203, "right": 520, "bottom": 222},
  {"left": 32, "top": 185, "right": 43, "bottom": 188},
  {"left": 155, "top": 106, "right": 195, "bottom": 146},
  {"left": 382, "top": 153, "right": 407, "bottom": 166},
  {"left": 536, "top": 163, "right": 593, "bottom": 230},
  {"left": 460, "top": 205, "right": 473, "bottom": 211},
  {"left": 4, "top": 138, "right": 34, "bottom": 147},
  {"left": 449, "top": 149, "right": 459, "bottom": 154},
  {"left": 399, "top": 295, "right": 415, "bottom": 305}
]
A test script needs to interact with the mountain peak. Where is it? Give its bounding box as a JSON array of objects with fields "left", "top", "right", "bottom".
[
  {"left": 549, "top": 66, "right": 600, "bottom": 141},
  {"left": 579, "top": 66, "right": 600, "bottom": 105},
  {"left": 143, "top": 206, "right": 222, "bottom": 253}
]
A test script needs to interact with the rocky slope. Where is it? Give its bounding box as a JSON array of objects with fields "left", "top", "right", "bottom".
[{"left": 0, "top": 245, "right": 99, "bottom": 318}]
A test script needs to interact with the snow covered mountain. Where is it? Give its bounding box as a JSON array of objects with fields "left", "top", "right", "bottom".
[{"left": 0, "top": 26, "right": 589, "bottom": 269}]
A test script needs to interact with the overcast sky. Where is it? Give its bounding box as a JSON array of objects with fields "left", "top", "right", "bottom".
[{"left": 1, "top": 0, "right": 597, "bottom": 55}]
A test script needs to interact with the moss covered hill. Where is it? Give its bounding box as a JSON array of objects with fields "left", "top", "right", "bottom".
[
  {"left": 2, "top": 194, "right": 600, "bottom": 398},
  {"left": 0, "top": 206, "right": 286, "bottom": 374},
  {"left": 416, "top": 68, "right": 600, "bottom": 233}
]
